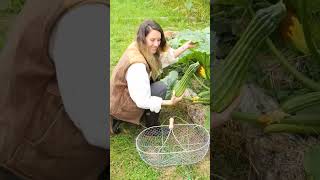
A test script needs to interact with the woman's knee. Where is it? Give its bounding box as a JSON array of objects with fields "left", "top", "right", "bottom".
[{"left": 150, "top": 81, "right": 167, "bottom": 99}]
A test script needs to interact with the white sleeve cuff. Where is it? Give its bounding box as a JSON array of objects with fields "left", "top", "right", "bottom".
[{"left": 148, "top": 96, "right": 163, "bottom": 113}]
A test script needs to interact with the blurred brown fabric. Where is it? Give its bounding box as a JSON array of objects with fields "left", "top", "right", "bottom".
[{"left": 0, "top": 0, "right": 108, "bottom": 179}]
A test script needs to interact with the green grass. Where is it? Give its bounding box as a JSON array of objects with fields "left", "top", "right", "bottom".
[
  {"left": 111, "top": 106, "right": 210, "bottom": 180},
  {"left": 111, "top": 125, "right": 161, "bottom": 179},
  {"left": 110, "top": 1, "right": 209, "bottom": 177},
  {"left": 110, "top": 0, "right": 209, "bottom": 71}
]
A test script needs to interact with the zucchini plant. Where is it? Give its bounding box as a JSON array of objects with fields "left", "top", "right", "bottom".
[
  {"left": 168, "top": 27, "right": 210, "bottom": 80},
  {"left": 166, "top": 27, "right": 211, "bottom": 105},
  {"left": 212, "top": 1, "right": 287, "bottom": 112}
]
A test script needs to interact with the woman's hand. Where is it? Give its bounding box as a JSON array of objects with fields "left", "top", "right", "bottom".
[
  {"left": 170, "top": 90, "right": 184, "bottom": 105},
  {"left": 173, "top": 41, "right": 198, "bottom": 58},
  {"left": 161, "top": 90, "right": 184, "bottom": 106},
  {"left": 182, "top": 40, "right": 197, "bottom": 50}
]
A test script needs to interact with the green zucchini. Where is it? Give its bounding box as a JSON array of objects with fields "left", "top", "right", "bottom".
[
  {"left": 198, "top": 90, "right": 210, "bottom": 98},
  {"left": 264, "top": 124, "right": 320, "bottom": 135},
  {"left": 193, "top": 99, "right": 210, "bottom": 105},
  {"left": 232, "top": 111, "right": 320, "bottom": 126},
  {"left": 231, "top": 111, "right": 265, "bottom": 125},
  {"left": 281, "top": 92, "right": 320, "bottom": 114},
  {"left": 212, "top": 1, "right": 286, "bottom": 112},
  {"left": 174, "top": 62, "right": 200, "bottom": 97},
  {"left": 281, "top": 114, "right": 320, "bottom": 126}
]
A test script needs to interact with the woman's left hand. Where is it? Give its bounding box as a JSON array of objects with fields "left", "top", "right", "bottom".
[
  {"left": 173, "top": 40, "right": 198, "bottom": 59},
  {"left": 183, "top": 40, "right": 197, "bottom": 50},
  {"left": 170, "top": 90, "right": 184, "bottom": 105}
]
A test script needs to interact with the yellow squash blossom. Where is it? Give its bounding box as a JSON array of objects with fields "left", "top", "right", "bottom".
[
  {"left": 197, "top": 66, "right": 207, "bottom": 79},
  {"left": 281, "top": 11, "right": 309, "bottom": 54}
]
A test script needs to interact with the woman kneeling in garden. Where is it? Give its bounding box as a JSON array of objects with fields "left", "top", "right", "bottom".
[{"left": 110, "top": 20, "right": 195, "bottom": 133}]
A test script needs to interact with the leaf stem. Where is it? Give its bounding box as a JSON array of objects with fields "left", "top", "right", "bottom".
[
  {"left": 193, "top": 74, "right": 210, "bottom": 90},
  {"left": 267, "top": 38, "right": 320, "bottom": 91}
]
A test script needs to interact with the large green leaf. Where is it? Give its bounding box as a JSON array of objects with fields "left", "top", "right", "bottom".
[
  {"left": 175, "top": 51, "right": 210, "bottom": 79},
  {"left": 168, "top": 27, "right": 210, "bottom": 79},
  {"left": 168, "top": 27, "right": 210, "bottom": 54}
]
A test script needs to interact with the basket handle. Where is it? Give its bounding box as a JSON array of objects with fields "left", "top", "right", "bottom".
[{"left": 169, "top": 117, "right": 174, "bottom": 130}]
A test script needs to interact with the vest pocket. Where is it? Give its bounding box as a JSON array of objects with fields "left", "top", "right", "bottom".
[{"left": 24, "top": 91, "right": 63, "bottom": 143}]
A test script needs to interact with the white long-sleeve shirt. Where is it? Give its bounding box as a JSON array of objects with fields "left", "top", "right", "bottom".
[{"left": 125, "top": 48, "right": 177, "bottom": 113}]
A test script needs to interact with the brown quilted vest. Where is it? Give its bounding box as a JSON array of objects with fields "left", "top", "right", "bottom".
[
  {"left": 110, "top": 42, "right": 151, "bottom": 125},
  {"left": 0, "top": 0, "right": 108, "bottom": 179}
]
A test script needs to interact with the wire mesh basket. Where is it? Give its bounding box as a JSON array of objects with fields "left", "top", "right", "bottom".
[{"left": 136, "top": 118, "right": 210, "bottom": 167}]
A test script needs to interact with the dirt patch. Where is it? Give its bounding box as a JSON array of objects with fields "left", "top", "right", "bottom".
[
  {"left": 187, "top": 103, "right": 207, "bottom": 126},
  {"left": 212, "top": 120, "right": 250, "bottom": 180},
  {"left": 239, "top": 121, "right": 320, "bottom": 180},
  {"left": 212, "top": 84, "right": 320, "bottom": 180},
  {"left": 160, "top": 102, "right": 193, "bottom": 124}
]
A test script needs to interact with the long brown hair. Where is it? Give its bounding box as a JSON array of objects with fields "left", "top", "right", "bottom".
[{"left": 136, "top": 20, "right": 167, "bottom": 81}]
